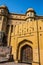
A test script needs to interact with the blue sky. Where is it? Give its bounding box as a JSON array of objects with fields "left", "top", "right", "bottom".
[{"left": 0, "top": 0, "right": 43, "bottom": 15}]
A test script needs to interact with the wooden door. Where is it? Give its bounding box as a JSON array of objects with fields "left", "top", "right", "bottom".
[{"left": 21, "top": 45, "right": 32, "bottom": 64}]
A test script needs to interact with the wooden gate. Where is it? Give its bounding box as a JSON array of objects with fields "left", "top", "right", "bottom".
[{"left": 21, "top": 45, "right": 32, "bottom": 64}]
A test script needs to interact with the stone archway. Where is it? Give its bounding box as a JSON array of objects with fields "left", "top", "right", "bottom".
[{"left": 17, "top": 39, "right": 33, "bottom": 64}]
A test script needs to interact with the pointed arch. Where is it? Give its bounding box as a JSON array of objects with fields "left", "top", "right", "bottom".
[{"left": 16, "top": 39, "right": 33, "bottom": 63}]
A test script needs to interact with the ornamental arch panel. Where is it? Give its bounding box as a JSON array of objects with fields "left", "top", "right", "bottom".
[{"left": 16, "top": 39, "right": 33, "bottom": 64}]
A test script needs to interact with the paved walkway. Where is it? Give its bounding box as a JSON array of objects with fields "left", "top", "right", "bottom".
[{"left": 0, "top": 62, "right": 30, "bottom": 65}]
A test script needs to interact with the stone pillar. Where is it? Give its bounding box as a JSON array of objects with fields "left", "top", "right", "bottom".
[
  {"left": 14, "top": 51, "right": 18, "bottom": 63},
  {"left": 7, "top": 25, "right": 11, "bottom": 46}
]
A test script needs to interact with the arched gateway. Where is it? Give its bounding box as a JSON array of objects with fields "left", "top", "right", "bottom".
[{"left": 17, "top": 40, "right": 33, "bottom": 64}]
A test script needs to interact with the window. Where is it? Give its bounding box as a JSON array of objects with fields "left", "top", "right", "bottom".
[
  {"left": 11, "top": 25, "right": 13, "bottom": 33},
  {"left": 1, "top": 9, "right": 4, "bottom": 14},
  {"left": 30, "top": 13, "right": 32, "bottom": 16},
  {"left": 3, "top": 17, "right": 7, "bottom": 22},
  {"left": 0, "top": 16, "right": 2, "bottom": 20},
  {"left": 6, "top": 25, "right": 10, "bottom": 34}
]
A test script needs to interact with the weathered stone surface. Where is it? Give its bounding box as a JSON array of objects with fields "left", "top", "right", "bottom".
[{"left": 0, "top": 62, "right": 29, "bottom": 65}]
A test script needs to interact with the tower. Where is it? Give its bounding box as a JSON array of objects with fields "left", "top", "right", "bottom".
[
  {"left": 0, "top": 5, "right": 9, "bottom": 32},
  {"left": 0, "top": 5, "right": 9, "bottom": 45},
  {"left": 26, "top": 8, "right": 36, "bottom": 22}
]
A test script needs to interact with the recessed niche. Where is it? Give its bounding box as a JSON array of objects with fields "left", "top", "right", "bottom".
[
  {"left": 40, "top": 27, "right": 41, "bottom": 30},
  {"left": 0, "top": 16, "right": 2, "bottom": 20},
  {"left": 40, "top": 34, "right": 42, "bottom": 36}
]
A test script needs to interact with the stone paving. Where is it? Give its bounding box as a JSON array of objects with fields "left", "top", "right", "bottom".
[{"left": 0, "top": 62, "right": 30, "bottom": 65}]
